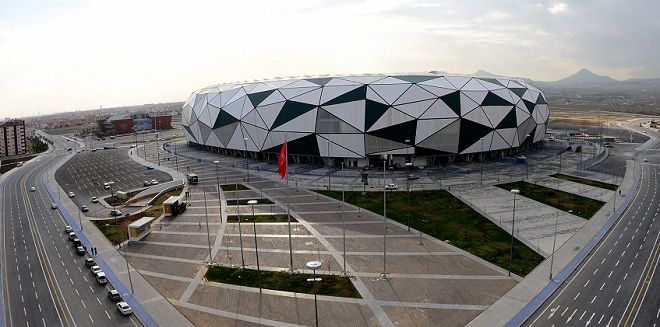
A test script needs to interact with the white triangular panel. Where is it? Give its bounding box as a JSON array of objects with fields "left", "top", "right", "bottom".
[
  {"left": 242, "top": 83, "right": 258, "bottom": 94},
  {"left": 205, "top": 130, "right": 222, "bottom": 147},
  {"left": 320, "top": 85, "right": 362, "bottom": 104},
  {"left": 533, "top": 124, "right": 546, "bottom": 142},
  {"left": 418, "top": 85, "right": 455, "bottom": 97},
  {"left": 483, "top": 106, "right": 513, "bottom": 128},
  {"left": 242, "top": 106, "right": 268, "bottom": 129},
  {"left": 265, "top": 79, "right": 296, "bottom": 89},
  {"left": 419, "top": 99, "right": 459, "bottom": 119},
  {"left": 415, "top": 118, "right": 456, "bottom": 143},
  {"left": 507, "top": 80, "right": 525, "bottom": 88},
  {"left": 366, "top": 86, "right": 387, "bottom": 103},
  {"left": 393, "top": 84, "right": 436, "bottom": 105},
  {"left": 260, "top": 90, "right": 286, "bottom": 106},
  {"left": 256, "top": 101, "right": 285, "bottom": 128},
  {"left": 241, "top": 97, "right": 255, "bottom": 119},
  {"left": 419, "top": 76, "right": 456, "bottom": 89},
  {"left": 249, "top": 83, "right": 275, "bottom": 94},
  {"left": 207, "top": 105, "right": 221, "bottom": 127},
  {"left": 462, "top": 90, "right": 489, "bottom": 105},
  {"left": 182, "top": 105, "right": 192, "bottom": 126},
  {"left": 272, "top": 109, "right": 317, "bottom": 133},
  {"left": 325, "top": 78, "right": 362, "bottom": 86},
  {"left": 491, "top": 131, "right": 510, "bottom": 150},
  {"left": 341, "top": 75, "right": 384, "bottom": 84},
  {"left": 291, "top": 88, "right": 322, "bottom": 105},
  {"left": 492, "top": 88, "right": 514, "bottom": 104},
  {"left": 463, "top": 107, "right": 492, "bottom": 128},
  {"left": 279, "top": 87, "right": 319, "bottom": 99},
  {"left": 223, "top": 96, "right": 246, "bottom": 119},
  {"left": 369, "top": 84, "right": 411, "bottom": 105},
  {"left": 460, "top": 131, "right": 494, "bottom": 154},
  {"left": 516, "top": 106, "right": 531, "bottom": 125},
  {"left": 394, "top": 99, "right": 435, "bottom": 118},
  {"left": 498, "top": 128, "right": 518, "bottom": 147},
  {"left": 445, "top": 76, "right": 471, "bottom": 89},
  {"left": 280, "top": 79, "right": 319, "bottom": 89},
  {"left": 371, "top": 76, "right": 408, "bottom": 85},
  {"left": 461, "top": 78, "right": 487, "bottom": 91},
  {"left": 226, "top": 124, "right": 248, "bottom": 150},
  {"left": 225, "top": 88, "right": 246, "bottom": 106},
  {"left": 317, "top": 134, "right": 364, "bottom": 157},
  {"left": 241, "top": 123, "right": 268, "bottom": 150},
  {"left": 190, "top": 121, "right": 202, "bottom": 143},
  {"left": 459, "top": 93, "right": 480, "bottom": 116},
  {"left": 476, "top": 79, "right": 505, "bottom": 90},
  {"left": 184, "top": 92, "right": 197, "bottom": 108},
  {"left": 508, "top": 89, "right": 522, "bottom": 103},
  {"left": 322, "top": 100, "right": 365, "bottom": 132},
  {"left": 262, "top": 131, "right": 309, "bottom": 150},
  {"left": 367, "top": 108, "right": 414, "bottom": 132}
]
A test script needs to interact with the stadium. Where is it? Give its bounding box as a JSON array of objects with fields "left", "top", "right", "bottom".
[{"left": 181, "top": 73, "right": 549, "bottom": 167}]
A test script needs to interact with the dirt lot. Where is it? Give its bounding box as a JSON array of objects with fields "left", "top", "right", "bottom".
[{"left": 549, "top": 106, "right": 654, "bottom": 125}]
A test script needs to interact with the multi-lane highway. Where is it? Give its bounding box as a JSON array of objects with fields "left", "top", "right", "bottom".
[
  {"left": 1, "top": 137, "right": 141, "bottom": 327},
  {"left": 526, "top": 125, "right": 660, "bottom": 327}
]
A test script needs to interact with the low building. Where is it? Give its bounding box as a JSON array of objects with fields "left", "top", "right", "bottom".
[
  {"left": 0, "top": 119, "right": 27, "bottom": 158},
  {"left": 97, "top": 112, "right": 172, "bottom": 135}
]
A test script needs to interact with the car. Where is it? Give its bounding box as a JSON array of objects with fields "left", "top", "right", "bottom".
[
  {"left": 108, "top": 289, "right": 122, "bottom": 302},
  {"left": 143, "top": 181, "right": 151, "bottom": 187},
  {"left": 407, "top": 174, "right": 419, "bottom": 180},
  {"left": 103, "top": 182, "right": 110, "bottom": 190},
  {"left": 64, "top": 226, "right": 73, "bottom": 234},
  {"left": 91, "top": 196, "right": 98, "bottom": 203},
  {"left": 644, "top": 131, "right": 647, "bottom": 134},
  {"left": 51, "top": 203, "right": 58, "bottom": 209},
  {"left": 90, "top": 265, "right": 102, "bottom": 275},
  {"left": 85, "top": 257, "right": 96, "bottom": 267},
  {"left": 72, "top": 238, "right": 82, "bottom": 247},
  {"left": 30, "top": 186, "right": 36, "bottom": 192},
  {"left": 76, "top": 246, "right": 86, "bottom": 255},
  {"left": 605, "top": 144, "right": 613, "bottom": 148},
  {"left": 68, "top": 232, "right": 77, "bottom": 241},
  {"left": 96, "top": 272, "right": 108, "bottom": 285},
  {"left": 146, "top": 166, "right": 154, "bottom": 170},
  {"left": 81, "top": 205, "right": 89, "bottom": 212},
  {"left": 643, "top": 158, "right": 648, "bottom": 162},
  {"left": 116, "top": 302, "right": 132, "bottom": 315},
  {"left": 385, "top": 183, "right": 399, "bottom": 190},
  {"left": 150, "top": 179, "right": 158, "bottom": 185},
  {"left": 416, "top": 165, "right": 425, "bottom": 170},
  {"left": 110, "top": 209, "right": 122, "bottom": 217},
  {"left": 129, "top": 144, "right": 137, "bottom": 148},
  {"left": 548, "top": 136, "right": 556, "bottom": 141},
  {"left": 68, "top": 192, "right": 75, "bottom": 198}
]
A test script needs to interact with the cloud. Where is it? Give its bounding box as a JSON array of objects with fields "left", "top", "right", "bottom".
[{"left": 547, "top": 2, "right": 568, "bottom": 14}]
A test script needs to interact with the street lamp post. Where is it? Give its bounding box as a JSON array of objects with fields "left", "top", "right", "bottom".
[
  {"left": 248, "top": 200, "right": 261, "bottom": 292},
  {"left": 405, "top": 162, "right": 413, "bottom": 231},
  {"left": 236, "top": 184, "right": 245, "bottom": 268},
  {"left": 202, "top": 188, "right": 212, "bottom": 263},
  {"left": 549, "top": 212, "right": 559, "bottom": 280},
  {"left": 508, "top": 189, "right": 520, "bottom": 276},
  {"left": 480, "top": 137, "right": 485, "bottom": 186},
  {"left": 306, "top": 261, "right": 322, "bottom": 327},
  {"left": 174, "top": 141, "right": 179, "bottom": 172},
  {"left": 124, "top": 242, "right": 134, "bottom": 294},
  {"left": 156, "top": 134, "right": 160, "bottom": 165},
  {"left": 327, "top": 140, "right": 331, "bottom": 190},
  {"left": 243, "top": 137, "right": 250, "bottom": 182},
  {"left": 381, "top": 160, "right": 388, "bottom": 280}
]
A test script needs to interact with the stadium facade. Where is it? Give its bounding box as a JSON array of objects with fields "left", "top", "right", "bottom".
[{"left": 181, "top": 73, "right": 549, "bottom": 167}]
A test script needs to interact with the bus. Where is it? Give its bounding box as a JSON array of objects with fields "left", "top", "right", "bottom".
[{"left": 186, "top": 173, "right": 198, "bottom": 184}]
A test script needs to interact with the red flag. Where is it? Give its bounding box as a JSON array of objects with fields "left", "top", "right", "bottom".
[{"left": 277, "top": 142, "right": 287, "bottom": 179}]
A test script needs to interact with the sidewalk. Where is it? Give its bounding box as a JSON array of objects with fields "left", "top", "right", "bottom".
[
  {"left": 466, "top": 159, "right": 639, "bottom": 327},
  {"left": 45, "top": 147, "right": 194, "bottom": 327}
]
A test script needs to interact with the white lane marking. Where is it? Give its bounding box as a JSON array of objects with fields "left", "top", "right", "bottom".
[
  {"left": 594, "top": 268, "right": 599, "bottom": 275},
  {"left": 608, "top": 271, "right": 613, "bottom": 278},
  {"left": 89, "top": 314, "right": 94, "bottom": 323},
  {"left": 81, "top": 299, "right": 86, "bottom": 309},
  {"left": 591, "top": 295, "right": 597, "bottom": 303},
  {"left": 600, "top": 283, "right": 606, "bottom": 290},
  {"left": 574, "top": 292, "right": 580, "bottom": 301},
  {"left": 584, "top": 280, "right": 590, "bottom": 287},
  {"left": 624, "top": 273, "right": 628, "bottom": 280},
  {"left": 580, "top": 310, "right": 586, "bottom": 320},
  {"left": 561, "top": 307, "right": 569, "bottom": 316},
  {"left": 617, "top": 284, "right": 622, "bottom": 293}
]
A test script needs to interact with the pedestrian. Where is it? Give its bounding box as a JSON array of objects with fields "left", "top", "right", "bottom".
[
  {"left": 94, "top": 247, "right": 97, "bottom": 255},
  {"left": 199, "top": 221, "right": 201, "bottom": 229}
]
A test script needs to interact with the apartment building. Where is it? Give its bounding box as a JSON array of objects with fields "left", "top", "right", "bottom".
[{"left": 0, "top": 119, "right": 27, "bottom": 157}]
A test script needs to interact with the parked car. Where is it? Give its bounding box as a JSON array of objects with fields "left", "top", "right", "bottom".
[
  {"left": 81, "top": 205, "right": 89, "bottom": 212},
  {"left": 30, "top": 186, "right": 36, "bottom": 192},
  {"left": 68, "top": 232, "right": 77, "bottom": 241},
  {"left": 110, "top": 209, "right": 122, "bottom": 217},
  {"left": 51, "top": 203, "right": 58, "bottom": 209},
  {"left": 76, "top": 246, "right": 86, "bottom": 255},
  {"left": 116, "top": 302, "right": 132, "bottom": 315},
  {"left": 96, "top": 272, "right": 108, "bottom": 285},
  {"left": 85, "top": 257, "right": 96, "bottom": 267},
  {"left": 104, "top": 183, "right": 111, "bottom": 190},
  {"left": 72, "top": 238, "right": 82, "bottom": 247},
  {"left": 143, "top": 181, "right": 151, "bottom": 187},
  {"left": 90, "top": 265, "right": 102, "bottom": 276},
  {"left": 91, "top": 196, "right": 99, "bottom": 203},
  {"left": 64, "top": 226, "right": 73, "bottom": 234},
  {"left": 548, "top": 136, "right": 556, "bottom": 141},
  {"left": 416, "top": 165, "right": 425, "bottom": 170},
  {"left": 150, "top": 179, "right": 158, "bottom": 185},
  {"left": 68, "top": 192, "right": 75, "bottom": 198},
  {"left": 407, "top": 174, "right": 419, "bottom": 180},
  {"left": 515, "top": 155, "right": 527, "bottom": 163},
  {"left": 147, "top": 166, "right": 154, "bottom": 170},
  {"left": 385, "top": 183, "right": 399, "bottom": 190},
  {"left": 108, "top": 289, "right": 122, "bottom": 302}
]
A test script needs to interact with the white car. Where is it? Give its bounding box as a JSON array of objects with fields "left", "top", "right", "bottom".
[
  {"left": 385, "top": 183, "right": 399, "bottom": 190},
  {"left": 30, "top": 186, "right": 36, "bottom": 192},
  {"left": 150, "top": 179, "right": 158, "bottom": 185},
  {"left": 68, "top": 192, "right": 75, "bottom": 198},
  {"left": 90, "top": 265, "right": 102, "bottom": 276},
  {"left": 116, "top": 302, "right": 133, "bottom": 315},
  {"left": 548, "top": 136, "right": 556, "bottom": 141},
  {"left": 51, "top": 203, "right": 58, "bottom": 209},
  {"left": 91, "top": 196, "right": 99, "bottom": 203}
]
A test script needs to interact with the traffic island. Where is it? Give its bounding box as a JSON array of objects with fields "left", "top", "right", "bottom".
[
  {"left": 226, "top": 198, "right": 274, "bottom": 206},
  {"left": 220, "top": 183, "right": 249, "bottom": 191},
  {"left": 227, "top": 214, "right": 297, "bottom": 223},
  {"left": 550, "top": 173, "right": 618, "bottom": 190},
  {"left": 205, "top": 265, "right": 361, "bottom": 298},
  {"left": 496, "top": 181, "right": 605, "bottom": 219},
  {"left": 317, "top": 190, "right": 543, "bottom": 276}
]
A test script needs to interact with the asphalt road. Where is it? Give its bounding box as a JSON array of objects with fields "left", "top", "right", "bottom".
[
  {"left": 2, "top": 137, "right": 142, "bottom": 327},
  {"left": 526, "top": 124, "right": 660, "bottom": 327},
  {"left": 55, "top": 147, "right": 171, "bottom": 217}
]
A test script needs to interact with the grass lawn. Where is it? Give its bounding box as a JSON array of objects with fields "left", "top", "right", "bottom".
[
  {"left": 318, "top": 190, "right": 543, "bottom": 276},
  {"left": 226, "top": 198, "right": 274, "bottom": 206},
  {"left": 227, "top": 214, "right": 297, "bottom": 223},
  {"left": 220, "top": 183, "right": 250, "bottom": 191},
  {"left": 205, "top": 266, "right": 361, "bottom": 298},
  {"left": 550, "top": 173, "right": 618, "bottom": 191},
  {"left": 497, "top": 181, "right": 605, "bottom": 219}
]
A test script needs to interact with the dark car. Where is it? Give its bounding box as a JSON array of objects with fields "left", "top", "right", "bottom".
[
  {"left": 81, "top": 205, "right": 89, "bottom": 212},
  {"left": 76, "top": 246, "right": 86, "bottom": 255},
  {"left": 108, "top": 289, "right": 122, "bottom": 302}
]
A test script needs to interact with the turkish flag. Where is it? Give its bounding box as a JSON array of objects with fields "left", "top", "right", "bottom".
[{"left": 277, "top": 142, "right": 287, "bottom": 179}]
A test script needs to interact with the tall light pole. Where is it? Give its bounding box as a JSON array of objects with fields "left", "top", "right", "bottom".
[
  {"left": 480, "top": 137, "right": 485, "bottom": 186},
  {"left": 340, "top": 162, "right": 347, "bottom": 276},
  {"left": 380, "top": 160, "right": 388, "bottom": 280},
  {"left": 405, "top": 162, "right": 413, "bottom": 231},
  {"left": 202, "top": 188, "right": 212, "bottom": 263},
  {"left": 549, "top": 211, "right": 559, "bottom": 280},
  {"left": 508, "top": 189, "right": 520, "bottom": 276},
  {"left": 156, "top": 133, "right": 160, "bottom": 166},
  {"left": 236, "top": 183, "right": 245, "bottom": 268},
  {"left": 124, "top": 242, "right": 134, "bottom": 294},
  {"left": 248, "top": 200, "right": 261, "bottom": 292},
  {"left": 306, "top": 261, "right": 321, "bottom": 327},
  {"left": 525, "top": 134, "right": 531, "bottom": 179},
  {"left": 174, "top": 141, "right": 179, "bottom": 172},
  {"left": 243, "top": 137, "right": 250, "bottom": 182},
  {"left": 327, "top": 140, "right": 331, "bottom": 190}
]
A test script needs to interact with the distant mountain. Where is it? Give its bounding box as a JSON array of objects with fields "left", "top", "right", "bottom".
[
  {"left": 549, "top": 68, "right": 618, "bottom": 85},
  {"left": 474, "top": 69, "right": 498, "bottom": 77}
]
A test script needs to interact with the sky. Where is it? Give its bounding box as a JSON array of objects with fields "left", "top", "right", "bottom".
[{"left": 0, "top": 0, "right": 658, "bottom": 118}]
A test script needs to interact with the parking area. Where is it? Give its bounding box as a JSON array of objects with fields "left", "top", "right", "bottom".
[{"left": 55, "top": 147, "right": 172, "bottom": 217}]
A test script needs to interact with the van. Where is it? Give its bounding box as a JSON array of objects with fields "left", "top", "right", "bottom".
[{"left": 96, "top": 272, "right": 108, "bottom": 285}]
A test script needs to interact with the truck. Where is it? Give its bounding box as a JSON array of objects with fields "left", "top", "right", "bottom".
[{"left": 163, "top": 196, "right": 187, "bottom": 217}]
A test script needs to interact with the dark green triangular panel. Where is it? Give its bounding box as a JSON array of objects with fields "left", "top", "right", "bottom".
[
  {"left": 536, "top": 94, "right": 547, "bottom": 105},
  {"left": 523, "top": 99, "right": 536, "bottom": 113},
  {"left": 440, "top": 91, "right": 461, "bottom": 116},
  {"left": 478, "top": 78, "right": 505, "bottom": 87},
  {"left": 365, "top": 100, "right": 390, "bottom": 131},
  {"left": 321, "top": 85, "right": 367, "bottom": 106},
  {"left": 306, "top": 78, "right": 333, "bottom": 86},
  {"left": 213, "top": 110, "right": 240, "bottom": 129},
  {"left": 248, "top": 90, "right": 275, "bottom": 107},
  {"left": 367, "top": 120, "right": 416, "bottom": 145},
  {"left": 458, "top": 118, "right": 491, "bottom": 153},
  {"left": 395, "top": 75, "right": 438, "bottom": 83},
  {"left": 509, "top": 88, "right": 526, "bottom": 98},
  {"left": 482, "top": 92, "right": 512, "bottom": 106},
  {"left": 271, "top": 101, "right": 317, "bottom": 130},
  {"left": 263, "top": 134, "right": 320, "bottom": 156},
  {"left": 496, "top": 109, "right": 517, "bottom": 129},
  {"left": 183, "top": 125, "right": 197, "bottom": 142}
]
